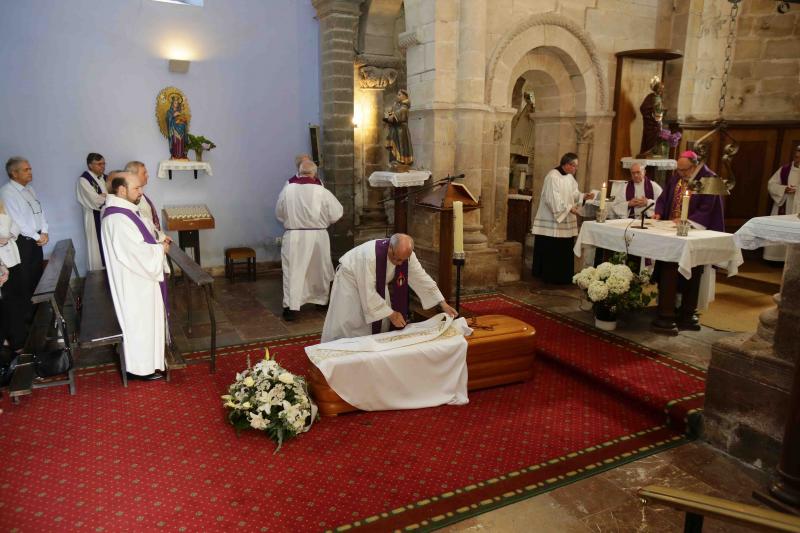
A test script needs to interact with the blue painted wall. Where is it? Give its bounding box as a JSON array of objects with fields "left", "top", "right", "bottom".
[{"left": 0, "top": 0, "right": 320, "bottom": 272}]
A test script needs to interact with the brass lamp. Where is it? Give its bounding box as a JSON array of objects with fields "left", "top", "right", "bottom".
[{"left": 689, "top": 122, "right": 738, "bottom": 196}]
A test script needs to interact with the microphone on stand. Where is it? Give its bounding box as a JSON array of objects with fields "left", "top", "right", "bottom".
[{"left": 639, "top": 202, "right": 655, "bottom": 229}]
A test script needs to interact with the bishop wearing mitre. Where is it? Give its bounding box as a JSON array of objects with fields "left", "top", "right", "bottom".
[
  {"left": 276, "top": 159, "right": 343, "bottom": 321},
  {"left": 321, "top": 233, "right": 458, "bottom": 342}
]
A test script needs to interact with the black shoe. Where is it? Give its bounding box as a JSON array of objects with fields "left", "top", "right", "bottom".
[
  {"left": 126, "top": 372, "right": 164, "bottom": 381},
  {"left": 282, "top": 308, "right": 296, "bottom": 322},
  {"left": 677, "top": 314, "right": 701, "bottom": 331}
]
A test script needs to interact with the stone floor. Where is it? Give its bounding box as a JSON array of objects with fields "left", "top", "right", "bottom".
[{"left": 80, "top": 269, "right": 777, "bottom": 532}]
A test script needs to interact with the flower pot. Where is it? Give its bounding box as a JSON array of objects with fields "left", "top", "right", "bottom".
[
  {"left": 593, "top": 303, "right": 617, "bottom": 331},
  {"left": 195, "top": 149, "right": 203, "bottom": 162}
]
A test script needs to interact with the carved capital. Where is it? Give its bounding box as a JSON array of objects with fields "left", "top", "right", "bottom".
[
  {"left": 398, "top": 29, "right": 421, "bottom": 50},
  {"left": 355, "top": 53, "right": 404, "bottom": 69},
  {"left": 358, "top": 65, "right": 399, "bottom": 89},
  {"left": 575, "top": 122, "right": 595, "bottom": 144},
  {"left": 493, "top": 122, "right": 505, "bottom": 142},
  {"left": 312, "top": 0, "right": 363, "bottom": 19}
]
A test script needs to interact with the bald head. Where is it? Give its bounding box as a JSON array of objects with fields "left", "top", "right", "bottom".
[
  {"left": 298, "top": 160, "right": 318, "bottom": 177},
  {"left": 388, "top": 233, "right": 414, "bottom": 265}
]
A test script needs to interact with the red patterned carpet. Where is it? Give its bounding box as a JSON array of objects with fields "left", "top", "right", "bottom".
[{"left": 0, "top": 295, "right": 705, "bottom": 532}]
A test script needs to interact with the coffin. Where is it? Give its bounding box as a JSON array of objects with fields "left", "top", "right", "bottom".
[{"left": 307, "top": 314, "right": 536, "bottom": 416}]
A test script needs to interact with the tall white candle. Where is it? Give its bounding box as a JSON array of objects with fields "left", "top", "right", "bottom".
[
  {"left": 599, "top": 182, "right": 607, "bottom": 211},
  {"left": 453, "top": 201, "right": 464, "bottom": 254},
  {"left": 518, "top": 171, "right": 526, "bottom": 191},
  {"left": 680, "top": 190, "right": 690, "bottom": 221}
]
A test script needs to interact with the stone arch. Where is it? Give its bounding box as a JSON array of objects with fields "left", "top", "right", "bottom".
[{"left": 485, "top": 13, "right": 608, "bottom": 112}]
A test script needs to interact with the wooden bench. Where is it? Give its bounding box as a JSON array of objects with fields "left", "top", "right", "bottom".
[
  {"left": 9, "top": 240, "right": 79, "bottom": 402},
  {"left": 167, "top": 244, "right": 216, "bottom": 372},
  {"left": 77, "top": 270, "right": 126, "bottom": 385}
]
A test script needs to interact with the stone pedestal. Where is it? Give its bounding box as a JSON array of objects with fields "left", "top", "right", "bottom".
[{"left": 705, "top": 244, "right": 800, "bottom": 479}]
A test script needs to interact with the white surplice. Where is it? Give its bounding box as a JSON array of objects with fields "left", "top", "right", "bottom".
[
  {"left": 321, "top": 239, "right": 445, "bottom": 342},
  {"left": 531, "top": 168, "right": 585, "bottom": 237},
  {"left": 101, "top": 195, "right": 167, "bottom": 376},
  {"left": 307, "top": 313, "right": 471, "bottom": 411},
  {"left": 275, "top": 181, "right": 343, "bottom": 310},
  {"left": 76, "top": 171, "right": 107, "bottom": 270},
  {"left": 764, "top": 164, "right": 800, "bottom": 261}
]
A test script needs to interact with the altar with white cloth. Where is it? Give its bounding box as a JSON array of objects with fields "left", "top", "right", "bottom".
[
  {"left": 306, "top": 314, "right": 472, "bottom": 412},
  {"left": 574, "top": 219, "right": 743, "bottom": 333}
]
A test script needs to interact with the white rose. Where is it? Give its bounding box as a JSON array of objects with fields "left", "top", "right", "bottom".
[
  {"left": 243, "top": 376, "right": 255, "bottom": 387},
  {"left": 278, "top": 373, "right": 294, "bottom": 385}
]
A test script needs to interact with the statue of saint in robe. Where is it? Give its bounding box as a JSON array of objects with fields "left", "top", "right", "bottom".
[
  {"left": 638, "top": 77, "right": 665, "bottom": 157},
  {"left": 384, "top": 89, "right": 413, "bottom": 167},
  {"left": 167, "top": 95, "right": 189, "bottom": 160}
]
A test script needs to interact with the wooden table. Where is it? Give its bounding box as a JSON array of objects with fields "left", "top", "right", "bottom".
[{"left": 162, "top": 205, "right": 215, "bottom": 266}]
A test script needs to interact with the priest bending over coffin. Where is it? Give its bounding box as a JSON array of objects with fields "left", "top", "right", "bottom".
[
  {"left": 321, "top": 233, "right": 457, "bottom": 342},
  {"left": 276, "top": 159, "right": 343, "bottom": 321},
  {"left": 102, "top": 172, "right": 169, "bottom": 381}
]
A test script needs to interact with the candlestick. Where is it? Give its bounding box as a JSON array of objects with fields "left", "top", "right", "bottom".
[
  {"left": 680, "top": 190, "right": 690, "bottom": 221},
  {"left": 599, "top": 182, "right": 607, "bottom": 211},
  {"left": 518, "top": 171, "right": 526, "bottom": 191},
  {"left": 453, "top": 200, "right": 464, "bottom": 254}
]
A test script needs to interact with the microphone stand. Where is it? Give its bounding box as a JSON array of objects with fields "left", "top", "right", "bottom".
[{"left": 639, "top": 202, "right": 655, "bottom": 229}]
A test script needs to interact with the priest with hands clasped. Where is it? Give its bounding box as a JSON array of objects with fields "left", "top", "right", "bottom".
[{"left": 321, "top": 233, "right": 458, "bottom": 342}]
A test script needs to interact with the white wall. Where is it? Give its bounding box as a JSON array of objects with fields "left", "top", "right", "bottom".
[{"left": 0, "top": 0, "right": 319, "bottom": 272}]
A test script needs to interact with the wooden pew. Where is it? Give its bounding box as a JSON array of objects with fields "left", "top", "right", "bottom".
[
  {"left": 9, "top": 240, "right": 78, "bottom": 401},
  {"left": 167, "top": 244, "right": 216, "bottom": 372},
  {"left": 77, "top": 270, "right": 125, "bottom": 385}
]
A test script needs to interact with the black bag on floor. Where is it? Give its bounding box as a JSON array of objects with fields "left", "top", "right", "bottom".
[
  {"left": 34, "top": 347, "right": 74, "bottom": 378},
  {"left": 0, "top": 346, "right": 18, "bottom": 387}
]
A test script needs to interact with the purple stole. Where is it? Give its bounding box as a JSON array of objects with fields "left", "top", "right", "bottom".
[
  {"left": 778, "top": 164, "right": 793, "bottom": 215},
  {"left": 102, "top": 206, "right": 168, "bottom": 315},
  {"left": 288, "top": 175, "right": 322, "bottom": 185},
  {"left": 625, "top": 178, "right": 655, "bottom": 217},
  {"left": 142, "top": 194, "right": 161, "bottom": 231},
  {"left": 81, "top": 171, "right": 106, "bottom": 266},
  {"left": 372, "top": 238, "right": 409, "bottom": 335}
]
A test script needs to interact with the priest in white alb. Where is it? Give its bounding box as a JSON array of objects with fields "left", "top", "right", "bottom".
[
  {"left": 76, "top": 152, "right": 107, "bottom": 270},
  {"left": 321, "top": 233, "right": 458, "bottom": 342},
  {"left": 276, "top": 159, "right": 343, "bottom": 321},
  {"left": 101, "top": 171, "right": 170, "bottom": 381},
  {"left": 764, "top": 145, "right": 800, "bottom": 262}
]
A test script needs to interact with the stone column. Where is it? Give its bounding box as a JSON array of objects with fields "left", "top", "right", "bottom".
[
  {"left": 353, "top": 64, "right": 397, "bottom": 243},
  {"left": 312, "top": 0, "right": 363, "bottom": 257}
]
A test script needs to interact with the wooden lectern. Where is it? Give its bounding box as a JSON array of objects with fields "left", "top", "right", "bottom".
[{"left": 416, "top": 181, "right": 479, "bottom": 301}]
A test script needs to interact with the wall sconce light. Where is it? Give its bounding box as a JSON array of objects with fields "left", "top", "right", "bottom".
[{"left": 168, "top": 59, "right": 190, "bottom": 74}]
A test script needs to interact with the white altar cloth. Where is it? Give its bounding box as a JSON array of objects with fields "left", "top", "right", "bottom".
[
  {"left": 734, "top": 215, "right": 800, "bottom": 250},
  {"left": 305, "top": 314, "right": 472, "bottom": 411},
  {"left": 368, "top": 170, "right": 431, "bottom": 188}
]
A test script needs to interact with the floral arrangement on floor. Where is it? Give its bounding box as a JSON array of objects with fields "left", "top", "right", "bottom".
[
  {"left": 222, "top": 348, "right": 317, "bottom": 452},
  {"left": 572, "top": 253, "right": 654, "bottom": 319}
]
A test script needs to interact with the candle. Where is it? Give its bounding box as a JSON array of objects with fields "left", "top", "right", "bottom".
[
  {"left": 518, "top": 171, "right": 526, "bottom": 191},
  {"left": 680, "top": 190, "right": 690, "bottom": 221},
  {"left": 453, "top": 201, "right": 464, "bottom": 254},
  {"left": 599, "top": 182, "right": 607, "bottom": 211}
]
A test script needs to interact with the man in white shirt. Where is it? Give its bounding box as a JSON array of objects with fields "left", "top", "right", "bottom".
[
  {"left": 76, "top": 152, "right": 108, "bottom": 270},
  {"left": 102, "top": 172, "right": 170, "bottom": 381},
  {"left": 321, "top": 233, "right": 457, "bottom": 342},
  {"left": 276, "top": 159, "right": 342, "bottom": 321},
  {"left": 0, "top": 199, "right": 22, "bottom": 350},
  {"left": 1, "top": 157, "right": 49, "bottom": 337}
]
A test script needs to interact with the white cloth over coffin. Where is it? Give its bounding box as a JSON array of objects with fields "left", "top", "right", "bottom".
[
  {"left": 306, "top": 314, "right": 472, "bottom": 411},
  {"left": 764, "top": 165, "right": 800, "bottom": 261}
]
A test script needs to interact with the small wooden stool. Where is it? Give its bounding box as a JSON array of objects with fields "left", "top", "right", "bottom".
[{"left": 224, "top": 247, "right": 256, "bottom": 282}]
